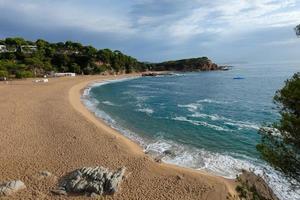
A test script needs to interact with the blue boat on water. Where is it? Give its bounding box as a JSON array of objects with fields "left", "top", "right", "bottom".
[{"left": 233, "top": 77, "right": 245, "bottom": 80}]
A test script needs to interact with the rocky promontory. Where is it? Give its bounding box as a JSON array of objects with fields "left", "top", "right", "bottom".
[{"left": 147, "top": 57, "right": 221, "bottom": 72}]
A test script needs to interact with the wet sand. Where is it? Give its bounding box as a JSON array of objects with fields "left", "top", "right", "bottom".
[{"left": 0, "top": 75, "right": 238, "bottom": 199}]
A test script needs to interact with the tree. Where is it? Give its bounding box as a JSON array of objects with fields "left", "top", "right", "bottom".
[
  {"left": 5, "top": 37, "right": 27, "bottom": 46},
  {"left": 15, "top": 70, "right": 33, "bottom": 79},
  {"left": 0, "top": 37, "right": 149, "bottom": 76},
  {"left": 257, "top": 25, "right": 300, "bottom": 184},
  {"left": 70, "top": 63, "right": 81, "bottom": 74},
  {"left": 0, "top": 70, "right": 8, "bottom": 79},
  {"left": 295, "top": 24, "right": 300, "bottom": 37},
  {"left": 257, "top": 73, "right": 300, "bottom": 184}
]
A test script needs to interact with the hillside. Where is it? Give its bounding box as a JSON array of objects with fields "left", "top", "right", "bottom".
[{"left": 0, "top": 37, "right": 219, "bottom": 79}]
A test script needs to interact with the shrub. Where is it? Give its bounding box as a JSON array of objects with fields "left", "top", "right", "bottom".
[
  {"left": 15, "top": 70, "right": 33, "bottom": 79},
  {"left": 0, "top": 70, "right": 8, "bottom": 78}
]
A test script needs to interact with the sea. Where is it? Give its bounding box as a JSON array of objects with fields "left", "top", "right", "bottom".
[{"left": 82, "top": 63, "right": 300, "bottom": 200}]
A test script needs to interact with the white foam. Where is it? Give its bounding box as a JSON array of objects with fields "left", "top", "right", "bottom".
[
  {"left": 178, "top": 103, "right": 202, "bottom": 112},
  {"left": 129, "top": 85, "right": 149, "bottom": 89},
  {"left": 137, "top": 108, "right": 154, "bottom": 115},
  {"left": 190, "top": 111, "right": 260, "bottom": 130},
  {"left": 102, "top": 101, "right": 117, "bottom": 106},
  {"left": 197, "top": 98, "right": 229, "bottom": 104},
  {"left": 172, "top": 116, "right": 230, "bottom": 132},
  {"left": 144, "top": 139, "right": 300, "bottom": 200},
  {"left": 88, "top": 76, "right": 139, "bottom": 88},
  {"left": 190, "top": 112, "right": 220, "bottom": 121},
  {"left": 225, "top": 122, "right": 260, "bottom": 130},
  {"left": 82, "top": 87, "right": 91, "bottom": 97}
]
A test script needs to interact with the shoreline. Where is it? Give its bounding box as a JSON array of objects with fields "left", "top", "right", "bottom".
[{"left": 69, "top": 74, "right": 238, "bottom": 195}]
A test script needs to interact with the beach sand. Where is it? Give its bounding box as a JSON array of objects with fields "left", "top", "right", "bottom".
[{"left": 0, "top": 75, "right": 238, "bottom": 199}]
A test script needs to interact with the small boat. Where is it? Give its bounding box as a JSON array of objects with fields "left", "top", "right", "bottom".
[{"left": 233, "top": 77, "right": 245, "bottom": 80}]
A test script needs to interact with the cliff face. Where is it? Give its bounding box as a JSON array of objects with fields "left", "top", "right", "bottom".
[
  {"left": 200, "top": 60, "right": 219, "bottom": 71},
  {"left": 150, "top": 57, "right": 219, "bottom": 71}
]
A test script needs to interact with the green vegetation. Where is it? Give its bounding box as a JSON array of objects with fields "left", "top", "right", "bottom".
[
  {"left": 0, "top": 37, "right": 147, "bottom": 78},
  {"left": 235, "top": 173, "right": 272, "bottom": 200},
  {"left": 256, "top": 73, "right": 300, "bottom": 184},
  {"left": 0, "top": 37, "right": 218, "bottom": 79},
  {"left": 147, "top": 57, "right": 219, "bottom": 71},
  {"left": 295, "top": 24, "right": 300, "bottom": 36},
  {"left": 256, "top": 25, "right": 300, "bottom": 185}
]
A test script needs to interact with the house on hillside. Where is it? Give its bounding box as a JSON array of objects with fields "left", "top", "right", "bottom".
[
  {"left": 20, "top": 45, "right": 37, "bottom": 53},
  {"left": 0, "top": 45, "right": 7, "bottom": 53}
]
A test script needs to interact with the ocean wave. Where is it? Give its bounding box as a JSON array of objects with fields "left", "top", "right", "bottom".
[
  {"left": 178, "top": 103, "right": 202, "bottom": 112},
  {"left": 224, "top": 122, "right": 260, "bottom": 130},
  {"left": 101, "top": 101, "right": 117, "bottom": 106},
  {"left": 172, "top": 116, "right": 230, "bottom": 132},
  {"left": 88, "top": 76, "right": 139, "bottom": 88},
  {"left": 137, "top": 108, "right": 154, "bottom": 115},
  {"left": 190, "top": 112, "right": 260, "bottom": 130},
  {"left": 129, "top": 85, "right": 149, "bottom": 89},
  {"left": 197, "top": 98, "right": 229, "bottom": 104},
  {"left": 82, "top": 97, "right": 147, "bottom": 148},
  {"left": 82, "top": 87, "right": 91, "bottom": 97},
  {"left": 190, "top": 112, "right": 220, "bottom": 121},
  {"left": 144, "top": 139, "right": 300, "bottom": 200}
]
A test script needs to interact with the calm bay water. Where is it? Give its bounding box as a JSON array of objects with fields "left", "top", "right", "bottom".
[{"left": 83, "top": 63, "right": 300, "bottom": 200}]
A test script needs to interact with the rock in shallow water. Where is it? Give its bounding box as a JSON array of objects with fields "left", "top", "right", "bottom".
[
  {"left": 0, "top": 180, "right": 26, "bottom": 196},
  {"left": 54, "top": 166, "right": 126, "bottom": 196}
]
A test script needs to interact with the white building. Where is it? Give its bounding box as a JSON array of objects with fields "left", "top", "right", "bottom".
[
  {"left": 0, "top": 45, "right": 7, "bottom": 53},
  {"left": 20, "top": 45, "right": 37, "bottom": 53},
  {"left": 54, "top": 73, "right": 76, "bottom": 77}
]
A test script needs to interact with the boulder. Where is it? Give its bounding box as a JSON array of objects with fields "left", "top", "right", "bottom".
[
  {"left": 237, "top": 170, "right": 279, "bottom": 200},
  {"left": 0, "top": 180, "right": 26, "bottom": 196},
  {"left": 55, "top": 166, "right": 126, "bottom": 196},
  {"left": 163, "top": 150, "right": 175, "bottom": 156}
]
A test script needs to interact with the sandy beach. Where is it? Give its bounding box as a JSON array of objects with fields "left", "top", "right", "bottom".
[{"left": 0, "top": 74, "right": 238, "bottom": 199}]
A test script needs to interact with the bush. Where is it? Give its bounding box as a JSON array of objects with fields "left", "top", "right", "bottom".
[
  {"left": 15, "top": 70, "right": 33, "bottom": 79},
  {"left": 257, "top": 72, "right": 300, "bottom": 184},
  {"left": 0, "top": 70, "right": 8, "bottom": 78}
]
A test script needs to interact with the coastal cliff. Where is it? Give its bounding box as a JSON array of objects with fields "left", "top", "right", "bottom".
[{"left": 147, "top": 57, "right": 220, "bottom": 72}]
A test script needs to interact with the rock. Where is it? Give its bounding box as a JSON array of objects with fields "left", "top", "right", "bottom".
[
  {"left": 56, "top": 166, "right": 126, "bottom": 196},
  {"left": 237, "top": 170, "right": 279, "bottom": 200},
  {"left": 0, "top": 180, "right": 26, "bottom": 196},
  {"left": 176, "top": 175, "right": 183, "bottom": 180},
  {"left": 90, "top": 192, "right": 101, "bottom": 198},
  {"left": 39, "top": 171, "right": 52, "bottom": 177},
  {"left": 154, "top": 156, "right": 163, "bottom": 163},
  {"left": 163, "top": 150, "right": 174, "bottom": 156},
  {"left": 106, "top": 167, "right": 126, "bottom": 194},
  {"left": 51, "top": 188, "right": 67, "bottom": 196}
]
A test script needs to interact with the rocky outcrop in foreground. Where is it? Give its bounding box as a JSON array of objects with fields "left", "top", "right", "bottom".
[
  {"left": 0, "top": 180, "right": 26, "bottom": 196},
  {"left": 236, "top": 170, "right": 279, "bottom": 200},
  {"left": 52, "top": 166, "right": 126, "bottom": 197}
]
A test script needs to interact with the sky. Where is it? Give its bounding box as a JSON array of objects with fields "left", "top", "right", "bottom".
[{"left": 0, "top": 0, "right": 300, "bottom": 63}]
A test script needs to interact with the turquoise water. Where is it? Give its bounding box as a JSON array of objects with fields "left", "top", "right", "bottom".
[{"left": 83, "top": 63, "right": 300, "bottom": 200}]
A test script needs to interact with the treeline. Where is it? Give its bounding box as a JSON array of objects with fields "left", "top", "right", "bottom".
[
  {"left": 0, "top": 37, "right": 219, "bottom": 79},
  {"left": 0, "top": 37, "right": 147, "bottom": 78},
  {"left": 148, "top": 57, "right": 219, "bottom": 71}
]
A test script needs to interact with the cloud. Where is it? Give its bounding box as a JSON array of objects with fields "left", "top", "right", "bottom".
[
  {"left": 0, "top": 0, "right": 134, "bottom": 34},
  {"left": 0, "top": 0, "right": 299, "bottom": 62}
]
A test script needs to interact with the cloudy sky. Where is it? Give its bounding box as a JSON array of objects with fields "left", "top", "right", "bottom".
[{"left": 0, "top": 0, "right": 300, "bottom": 63}]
